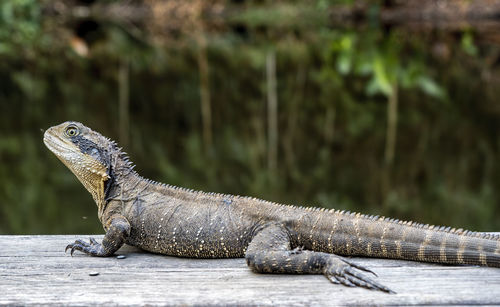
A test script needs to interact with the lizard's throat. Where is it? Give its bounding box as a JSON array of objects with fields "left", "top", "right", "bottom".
[{"left": 67, "top": 162, "right": 109, "bottom": 208}]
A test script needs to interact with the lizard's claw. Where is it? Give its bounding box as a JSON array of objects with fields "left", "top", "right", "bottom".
[
  {"left": 89, "top": 237, "right": 99, "bottom": 246},
  {"left": 65, "top": 240, "right": 89, "bottom": 256},
  {"left": 65, "top": 243, "right": 80, "bottom": 256},
  {"left": 65, "top": 238, "right": 104, "bottom": 256},
  {"left": 341, "top": 258, "right": 378, "bottom": 277},
  {"left": 324, "top": 257, "right": 395, "bottom": 293}
]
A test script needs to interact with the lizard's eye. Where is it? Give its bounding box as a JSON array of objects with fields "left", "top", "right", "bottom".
[{"left": 65, "top": 125, "right": 79, "bottom": 137}]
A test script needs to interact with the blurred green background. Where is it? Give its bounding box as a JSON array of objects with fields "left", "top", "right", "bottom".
[{"left": 1, "top": 0, "right": 500, "bottom": 234}]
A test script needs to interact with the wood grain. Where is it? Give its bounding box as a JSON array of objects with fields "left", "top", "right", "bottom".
[{"left": 1, "top": 235, "right": 499, "bottom": 306}]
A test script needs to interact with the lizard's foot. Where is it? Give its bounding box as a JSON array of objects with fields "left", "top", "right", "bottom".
[
  {"left": 65, "top": 237, "right": 107, "bottom": 257},
  {"left": 324, "top": 256, "right": 395, "bottom": 293}
]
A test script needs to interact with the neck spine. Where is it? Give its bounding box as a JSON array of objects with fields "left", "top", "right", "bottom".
[{"left": 103, "top": 144, "right": 142, "bottom": 203}]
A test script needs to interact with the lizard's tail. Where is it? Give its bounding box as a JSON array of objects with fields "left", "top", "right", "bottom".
[
  {"left": 314, "top": 210, "right": 500, "bottom": 267},
  {"left": 353, "top": 215, "right": 500, "bottom": 267}
]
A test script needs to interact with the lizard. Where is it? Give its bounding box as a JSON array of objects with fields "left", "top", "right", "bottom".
[{"left": 43, "top": 121, "right": 500, "bottom": 293}]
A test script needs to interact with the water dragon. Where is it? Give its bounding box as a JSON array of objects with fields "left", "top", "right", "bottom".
[{"left": 43, "top": 121, "right": 500, "bottom": 293}]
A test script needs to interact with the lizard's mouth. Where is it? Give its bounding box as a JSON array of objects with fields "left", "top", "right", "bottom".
[
  {"left": 43, "top": 131, "right": 63, "bottom": 155},
  {"left": 42, "top": 131, "right": 53, "bottom": 150},
  {"left": 43, "top": 129, "right": 79, "bottom": 160}
]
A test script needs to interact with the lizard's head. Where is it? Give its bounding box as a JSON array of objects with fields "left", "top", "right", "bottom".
[{"left": 44, "top": 121, "right": 116, "bottom": 206}]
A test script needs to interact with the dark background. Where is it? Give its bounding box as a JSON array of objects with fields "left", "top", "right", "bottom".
[{"left": 1, "top": 0, "right": 500, "bottom": 234}]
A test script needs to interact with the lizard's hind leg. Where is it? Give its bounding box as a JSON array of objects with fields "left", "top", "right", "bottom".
[{"left": 245, "top": 223, "right": 394, "bottom": 293}]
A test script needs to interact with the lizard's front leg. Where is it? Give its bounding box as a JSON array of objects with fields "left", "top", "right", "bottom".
[
  {"left": 245, "top": 223, "right": 394, "bottom": 293},
  {"left": 66, "top": 215, "right": 130, "bottom": 257}
]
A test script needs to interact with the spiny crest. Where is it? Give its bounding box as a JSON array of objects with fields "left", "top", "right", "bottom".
[
  {"left": 270, "top": 199, "right": 493, "bottom": 240},
  {"left": 202, "top": 190, "right": 498, "bottom": 241},
  {"left": 325, "top": 207, "right": 500, "bottom": 241},
  {"left": 106, "top": 138, "right": 135, "bottom": 169}
]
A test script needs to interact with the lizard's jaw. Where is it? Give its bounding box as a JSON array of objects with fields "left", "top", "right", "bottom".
[{"left": 44, "top": 128, "right": 109, "bottom": 206}]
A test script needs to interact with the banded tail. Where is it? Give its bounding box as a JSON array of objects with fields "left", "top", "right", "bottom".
[{"left": 298, "top": 208, "right": 500, "bottom": 267}]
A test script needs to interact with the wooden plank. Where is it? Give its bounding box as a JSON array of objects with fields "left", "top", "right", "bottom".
[{"left": 1, "top": 235, "right": 499, "bottom": 306}]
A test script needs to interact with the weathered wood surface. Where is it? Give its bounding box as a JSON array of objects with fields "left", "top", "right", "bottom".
[{"left": 1, "top": 235, "right": 500, "bottom": 306}]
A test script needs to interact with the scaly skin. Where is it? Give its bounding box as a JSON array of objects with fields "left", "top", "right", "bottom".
[{"left": 44, "top": 121, "right": 500, "bottom": 293}]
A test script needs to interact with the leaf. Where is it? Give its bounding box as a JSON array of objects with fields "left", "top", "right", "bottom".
[
  {"left": 417, "top": 76, "right": 445, "bottom": 99},
  {"left": 367, "top": 56, "right": 393, "bottom": 96},
  {"left": 336, "top": 52, "right": 351, "bottom": 75},
  {"left": 461, "top": 31, "right": 478, "bottom": 56}
]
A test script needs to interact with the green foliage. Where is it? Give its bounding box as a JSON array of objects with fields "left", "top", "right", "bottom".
[
  {"left": 461, "top": 30, "right": 478, "bottom": 56},
  {"left": 0, "top": 0, "right": 40, "bottom": 55},
  {"left": 326, "top": 30, "right": 445, "bottom": 99},
  {"left": 0, "top": 0, "right": 498, "bottom": 235}
]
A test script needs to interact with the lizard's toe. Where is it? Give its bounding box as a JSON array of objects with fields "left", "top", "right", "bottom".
[
  {"left": 67, "top": 243, "right": 86, "bottom": 256},
  {"left": 65, "top": 239, "right": 93, "bottom": 256},
  {"left": 324, "top": 257, "right": 395, "bottom": 293},
  {"left": 65, "top": 244, "right": 72, "bottom": 253},
  {"left": 341, "top": 258, "right": 377, "bottom": 277},
  {"left": 75, "top": 239, "right": 91, "bottom": 247},
  {"left": 329, "top": 275, "right": 355, "bottom": 287},
  {"left": 64, "top": 238, "right": 109, "bottom": 257},
  {"left": 325, "top": 274, "right": 340, "bottom": 284}
]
